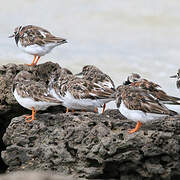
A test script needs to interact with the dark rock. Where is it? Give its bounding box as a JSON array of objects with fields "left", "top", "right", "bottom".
[{"left": 2, "top": 110, "right": 180, "bottom": 179}]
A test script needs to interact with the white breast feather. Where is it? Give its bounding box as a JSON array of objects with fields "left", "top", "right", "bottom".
[
  {"left": 49, "top": 87, "right": 62, "bottom": 101},
  {"left": 14, "top": 89, "right": 59, "bottom": 111},
  {"left": 62, "top": 91, "right": 113, "bottom": 110},
  {"left": 119, "top": 101, "right": 167, "bottom": 123},
  {"left": 18, "top": 41, "right": 59, "bottom": 56}
]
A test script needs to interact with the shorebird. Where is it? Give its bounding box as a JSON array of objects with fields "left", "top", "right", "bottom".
[
  {"left": 13, "top": 71, "right": 62, "bottom": 122},
  {"left": 124, "top": 73, "right": 180, "bottom": 105},
  {"left": 170, "top": 69, "right": 180, "bottom": 91},
  {"left": 116, "top": 85, "right": 177, "bottom": 134},
  {"left": 49, "top": 68, "right": 115, "bottom": 113},
  {"left": 76, "top": 65, "right": 115, "bottom": 113},
  {"left": 9, "top": 25, "right": 67, "bottom": 66}
]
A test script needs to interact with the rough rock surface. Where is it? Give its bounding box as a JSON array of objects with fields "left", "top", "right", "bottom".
[
  {"left": 1, "top": 63, "right": 180, "bottom": 179},
  {"left": 2, "top": 109, "right": 180, "bottom": 179}
]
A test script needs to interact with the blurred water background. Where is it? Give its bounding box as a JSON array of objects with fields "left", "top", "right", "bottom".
[{"left": 1, "top": 0, "right": 180, "bottom": 109}]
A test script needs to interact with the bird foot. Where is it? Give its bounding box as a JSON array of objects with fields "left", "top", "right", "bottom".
[
  {"left": 24, "top": 115, "right": 35, "bottom": 123},
  {"left": 26, "top": 63, "right": 36, "bottom": 66},
  {"left": 128, "top": 128, "right": 138, "bottom": 134},
  {"left": 128, "top": 121, "right": 142, "bottom": 134}
]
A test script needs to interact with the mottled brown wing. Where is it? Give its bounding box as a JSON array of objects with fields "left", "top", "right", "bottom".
[
  {"left": 84, "top": 70, "right": 115, "bottom": 94},
  {"left": 122, "top": 88, "right": 174, "bottom": 115},
  {"left": 20, "top": 25, "right": 66, "bottom": 46},
  {"left": 61, "top": 77, "right": 114, "bottom": 100},
  {"left": 17, "top": 81, "right": 61, "bottom": 103},
  {"left": 150, "top": 89, "right": 180, "bottom": 104},
  {"left": 132, "top": 79, "right": 160, "bottom": 90},
  {"left": 132, "top": 79, "right": 180, "bottom": 104}
]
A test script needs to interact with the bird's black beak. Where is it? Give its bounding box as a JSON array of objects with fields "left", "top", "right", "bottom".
[
  {"left": 75, "top": 72, "right": 83, "bottom": 76},
  {"left": 14, "top": 34, "right": 20, "bottom": 46},
  {"left": 170, "top": 75, "right": 177, "bottom": 78},
  {"left": 8, "top": 34, "right": 15, "bottom": 38},
  {"left": 123, "top": 80, "right": 130, "bottom": 85},
  {"left": 62, "top": 39, "right": 68, "bottom": 44},
  {"left": 123, "top": 77, "right": 131, "bottom": 85}
]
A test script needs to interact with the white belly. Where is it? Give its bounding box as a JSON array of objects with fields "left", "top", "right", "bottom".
[
  {"left": 119, "top": 101, "right": 167, "bottom": 123},
  {"left": 18, "top": 42, "right": 59, "bottom": 56},
  {"left": 62, "top": 91, "right": 105, "bottom": 111},
  {"left": 49, "top": 87, "right": 63, "bottom": 102},
  {"left": 14, "top": 89, "right": 59, "bottom": 111}
]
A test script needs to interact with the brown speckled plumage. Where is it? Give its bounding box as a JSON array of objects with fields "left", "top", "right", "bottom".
[
  {"left": 9, "top": 25, "right": 67, "bottom": 66},
  {"left": 13, "top": 71, "right": 61, "bottom": 103},
  {"left": 125, "top": 73, "right": 180, "bottom": 104},
  {"left": 50, "top": 69, "right": 113, "bottom": 100},
  {"left": 11, "top": 25, "right": 67, "bottom": 47},
  {"left": 116, "top": 85, "right": 177, "bottom": 115},
  {"left": 77, "top": 65, "right": 115, "bottom": 94}
]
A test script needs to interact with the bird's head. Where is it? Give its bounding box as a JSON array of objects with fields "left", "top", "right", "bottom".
[
  {"left": 123, "top": 73, "right": 141, "bottom": 85},
  {"left": 76, "top": 65, "right": 96, "bottom": 76},
  {"left": 170, "top": 69, "right": 180, "bottom": 80},
  {"left": 9, "top": 26, "right": 23, "bottom": 46}
]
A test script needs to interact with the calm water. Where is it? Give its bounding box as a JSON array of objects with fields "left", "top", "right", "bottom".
[{"left": 1, "top": 0, "right": 180, "bottom": 109}]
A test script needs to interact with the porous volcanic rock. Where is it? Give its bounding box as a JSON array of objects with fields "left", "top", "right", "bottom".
[
  {"left": 2, "top": 109, "right": 180, "bottom": 179},
  {"left": 1, "top": 62, "right": 180, "bottom": 179}
]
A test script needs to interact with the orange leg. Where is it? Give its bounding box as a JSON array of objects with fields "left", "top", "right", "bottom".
[
  {"left": 94, "top": 107, "right": 98, "bottom": 113},
  {"left": 66, "top": 108, "right": 69, "bottom": 113},
  {"left": 24, "top": 107, "right": 37, "bottom": 123},
  {"left": 71, "top": 109, "right": 75, "bottom": 113},
  {"left": 102, "top": 104, "right": 106, "bottom": 114},
  {"left": 34, "top": 56, "right": 40, "bottom": 65},
  {"left": 128, "top": 121, "right": 142, "bottom": 134},
  {"left": 27, "top": 55, "right": 37, "bottom": 66}
]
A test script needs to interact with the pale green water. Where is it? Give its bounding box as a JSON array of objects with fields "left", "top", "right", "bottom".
[{"left": 1, "top": 0, "right": 180, "bottom": 110}]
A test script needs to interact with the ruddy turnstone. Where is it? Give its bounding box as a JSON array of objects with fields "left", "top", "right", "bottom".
[
  {"left": 76, "top": 65, "right": 115, "bottom": 113},
  {"left": 116, "top": 85, "right": 177, "bottom": 134},
  {"left": 170, "top": 69, "right": 180, "bottom": 90},
  {"left": 13, "top": 71, "right": 62, "bottom": 122},
  {"left": 49, "top": 68, "right": 115, "bottom": 113},
  {"left": 124, "top": 73, "right": 180, "bottom": 105},
  {"left": 9, "top": 25, "right": 67, "bottom": 66}
]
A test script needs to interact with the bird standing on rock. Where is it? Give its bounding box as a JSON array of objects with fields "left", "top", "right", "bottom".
[
  {"left": 13, "top": 71, "right": 62, "bottom": 122},
  {"left": 115, "top": 85, "right": 177, "bottom": 134},
  {"left": 124, "top": 73, "right": 180, "bottom": 105},
  {"left": 49, "top": 68, "right": 115, "bottom": 113},
  {"left": 76, "top": 65, "right": 115, "bottom": 113},
  {"left": 9, "top": 25, "right": 67, "bottom": 66}
]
